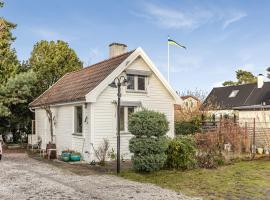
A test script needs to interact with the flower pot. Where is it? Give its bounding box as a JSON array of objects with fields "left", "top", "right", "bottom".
[
  {"left": 61, "top": 152, "right": 71, "bottom": 162},
  {"left": 70, "top": 154, "right": 81, "bottom": 161},
  {"left": 257, "top": 148, "right": 263, "bottom": 154},
  {"left": 61, "top": 155, "right": 70, "bottom": 162}
]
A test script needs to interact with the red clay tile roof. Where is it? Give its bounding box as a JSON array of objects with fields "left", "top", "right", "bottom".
[{"left": 30, "top": 50, "right": 134, "bottom": 107}]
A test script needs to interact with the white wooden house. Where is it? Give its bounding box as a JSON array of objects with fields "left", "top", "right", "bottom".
[{"left": 29, "top": 43, "right": 182, "bottom": 161}]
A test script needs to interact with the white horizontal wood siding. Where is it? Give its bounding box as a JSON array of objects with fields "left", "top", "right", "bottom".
[
  {"left": 35, "top": 109, "right": 50, "bottom": 149},
  {"left": 34, "top": 103, "right": 91, "bottom": 160},
  {"left": 92, "top": 57, "right": 175, "bottom": 160}
]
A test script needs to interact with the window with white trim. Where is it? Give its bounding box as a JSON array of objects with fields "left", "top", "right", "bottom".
[
  {"left": 74, "top": 106, "right": 83, "bottom": 135},
  {"left": 119, "top": 106, "right": 135, "bottom": 133},
  {"left": 127, "top": 74, "right": 146, "bottom": 92}
]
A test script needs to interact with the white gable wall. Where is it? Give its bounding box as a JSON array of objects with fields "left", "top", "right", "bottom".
[{"left": 91, "top": 56, "right": 175, "bottom": 160}]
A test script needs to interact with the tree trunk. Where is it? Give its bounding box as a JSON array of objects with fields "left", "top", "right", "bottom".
[{"left": 44, "top": 106, "right": 54, "bottom": 143}]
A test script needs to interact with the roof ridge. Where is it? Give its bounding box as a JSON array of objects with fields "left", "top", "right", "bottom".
[
  {"left": 213, "top": 82, "right": 257, "bottom": 89},
  {"left": 66, "top": 50, "right": 135, "bottom": 75}
]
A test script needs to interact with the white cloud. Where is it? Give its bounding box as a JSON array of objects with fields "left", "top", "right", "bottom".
[
  {"left": 32, "top": 28, "right": 78, "bottom": 42},
  {"left": 223, "top": 12, "right": 247, "bottom": 29},
  {"left": 133, "top": 3, "right": 247, "bottom": 30},
  {"left": 136, "top": 4, "right": 212, "bottom": 30}
]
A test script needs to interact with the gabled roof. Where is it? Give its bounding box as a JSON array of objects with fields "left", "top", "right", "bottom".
[
  {"left": 181, "top": 95, "right": 200, "bottom": 102},
  {"left": 30, "top": 50, "right": 134, "bottom": 107},
  {"left": 85, "top": 47, "right": 182, "bottom": 104},
  {"left": 203, "top": 82, "right": 270, "bottom": 110}
]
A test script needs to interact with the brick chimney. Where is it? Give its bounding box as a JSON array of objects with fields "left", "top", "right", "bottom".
[{"left": 109, "top": 43, "right": 127, "bottom": 58}]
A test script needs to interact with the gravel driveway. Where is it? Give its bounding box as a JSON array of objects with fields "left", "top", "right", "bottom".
[{"left": 0, "top": 154, "right": 199, "bottom": 200}]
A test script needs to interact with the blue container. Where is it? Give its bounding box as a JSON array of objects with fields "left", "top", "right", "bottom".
[
  {"left": 70, "top": 154, "right": 81, "bottom": 161},
  {"left": 61, "top": 152, "right": 71, "bottom": 162}
]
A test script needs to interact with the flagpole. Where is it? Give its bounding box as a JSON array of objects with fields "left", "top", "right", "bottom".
[{"left": 167, "top": 36, "right": 170, "bottom": 83}]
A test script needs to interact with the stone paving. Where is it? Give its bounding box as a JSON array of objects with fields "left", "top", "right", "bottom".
[{"left": 0, "top": 154, "right": 200, "bottom": 200}]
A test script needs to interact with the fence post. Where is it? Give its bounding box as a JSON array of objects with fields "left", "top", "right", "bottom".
[
  {"left": 218, "top": 119, "right": 222, "bottom": 154},
  {"left": 233, "top": 114, "right": 237, "bottom": 124},
  {"left": 245, "top": 122, "right": 248, "bottom": 152},
  {"left": 212, "top": 114, "right": 216, "bottom": 126},
  {"left": 201, "top": 114, "right": 205, "bottom": 126},
  {"left": 252, "top": 118, "right": 256, "bottom": 159}
]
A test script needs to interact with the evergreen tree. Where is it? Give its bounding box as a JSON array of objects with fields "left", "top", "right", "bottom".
[
  {"left": 223, "top": 69, "right": 256, "bottom": 86},
  {"left": 0, "top": 1, "right": 20, "bottom": 85}
]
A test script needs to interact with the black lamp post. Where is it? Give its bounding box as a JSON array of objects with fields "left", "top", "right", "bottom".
[{"left": 109, "top": 76, "right": 128, "bottom": 174}]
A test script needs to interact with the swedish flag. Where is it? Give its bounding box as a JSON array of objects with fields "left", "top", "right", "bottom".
[{"left": 168, "top": 37, "right": 186, "bottom": 49}]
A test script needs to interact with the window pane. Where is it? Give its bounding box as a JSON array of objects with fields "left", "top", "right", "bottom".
[
  {"left": 128, "top": 107, "right": 134, "bottom": 117},
  {"left": 127, "top": 75, "right": 135, "bottom": 90},
  {"left": 138, "top": 76, "right": 145, "bottom": 91},
  {"left": 127, "top": 107, "right": 135, "bottom": 132},
  {"left": 76, "top": 106, "right": 83, "bottom": 133},
  {"left": 120, "top": 107, "right": 124, "bottom": 131}
]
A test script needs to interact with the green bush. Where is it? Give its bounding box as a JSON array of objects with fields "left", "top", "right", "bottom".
[
  {"left": 129, "top": 136, "right": 169, "bottom": 155},
  {"left": 129, "top": 109, "right": 169, "bottom": 172},
  {"left": 128, "top": 110, "right": 169, "bottom": 137},
  {"left": 132, "top": 153, "right": 167, "bottom": 172},
  {"left": 175, "top": 121, "right": 200, "bottom": 135},
  {"left": 166, "top": 135, "right": 197, "bottom": 170}
]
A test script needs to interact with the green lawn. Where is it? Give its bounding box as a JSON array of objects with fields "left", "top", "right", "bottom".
[{"left": 120, "top": 160, "right": 270, "bottom": 200}]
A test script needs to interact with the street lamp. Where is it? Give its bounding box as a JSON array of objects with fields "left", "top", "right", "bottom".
[{"left": 109, "top": 75, "right": 128, "bottom": 174}]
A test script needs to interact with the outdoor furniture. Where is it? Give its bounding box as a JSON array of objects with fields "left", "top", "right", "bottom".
[
  {"left": 47, "top": 148, "right": 57, "bottom": 160},
  {"left": 40, "top": 149, "right": 46, "bottom": 157}
]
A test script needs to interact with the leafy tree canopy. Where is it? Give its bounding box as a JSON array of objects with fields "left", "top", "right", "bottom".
[
  {"left": 0, "top": 70, "right": 38, "bottom": 117},
  {"left": 29, "top": 40, "right": 83, "bottom": 94},
  {"left": 223, "top": 69, "right": 256, "bottom": 86},
  {"left": 0, "top": 1, "right": 20, "bottom": 85},
  {"left": 0, "top": 70, "right": 38, "bottom": 134}
]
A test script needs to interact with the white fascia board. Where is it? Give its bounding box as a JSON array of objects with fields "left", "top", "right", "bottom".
[
  {"left": 85, "top": 49, "right": 141, "bottom": 102},
  {"left": 85, "top": 47, "right": 183, "bottom": 105},
  {"left": 31, "top": 100, "right": 86, "bottom": 109},
  {"left": 136, "top": 47, "right": 183, "bottom": 104}
]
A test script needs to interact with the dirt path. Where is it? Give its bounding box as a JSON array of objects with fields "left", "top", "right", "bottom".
[{"left": 0, "top": 154, "right": 199, "bottom": 200}]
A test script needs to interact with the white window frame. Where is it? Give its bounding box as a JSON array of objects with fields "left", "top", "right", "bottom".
[
  {"left": 126, "top": 74, "right": 147, "bottom": 93},
  {"left": 119, "top": 106, "right": 136, "bottom": 134},
  {"left": 73, "top": 105, "right": 83, "bottom": 136}
]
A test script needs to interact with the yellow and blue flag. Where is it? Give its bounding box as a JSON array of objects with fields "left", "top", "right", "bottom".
[{"left": 168, "top": 37, "right": 186, "bottom": 49}]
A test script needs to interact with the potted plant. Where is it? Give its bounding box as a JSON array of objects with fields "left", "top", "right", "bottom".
[
  {"left": 61, "top": 149, "right": 73, "bottom": 162},
  {"left": 70, "top": 151, "right": 81, "bottom": 161},
  {"left": 257, "top": 147, "right": 264, "bottom": 154}
]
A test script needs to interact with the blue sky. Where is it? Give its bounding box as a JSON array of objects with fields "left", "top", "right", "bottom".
[{"left": 2, "top": 0, "right": 270, "bottom": 92}]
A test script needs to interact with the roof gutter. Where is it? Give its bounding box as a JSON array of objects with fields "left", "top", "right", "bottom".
[{"left": 30, "top": 100, "right": 86, "bottom": 109}]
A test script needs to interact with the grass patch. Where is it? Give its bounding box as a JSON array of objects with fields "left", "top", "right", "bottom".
[{"left": 120, "top": 160, "right": 270, "bottom": 199}]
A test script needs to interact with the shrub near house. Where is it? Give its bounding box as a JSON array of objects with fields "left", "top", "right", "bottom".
[
  {"left": 128, "top": 109, "right": 169, "bottom": 172},
  {"left": 166, "top": 135, "right": 197, "bottom": 170}
]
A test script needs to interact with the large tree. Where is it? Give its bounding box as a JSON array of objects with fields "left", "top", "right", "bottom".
[
  {"left": 223, "top": 69, "right": 256, "bottom": 86},
  {"left": 0, "top": 71, "right": 38, "bottom": 139},
  {"left": 29, "top": 40, "right": 83, "bottom": 94},
  {"left": 0, "top": 1, "right": 20, "bottom": 85}
]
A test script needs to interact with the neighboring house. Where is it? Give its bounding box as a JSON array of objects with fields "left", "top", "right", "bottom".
[
  {"left": 203, "top": 74, "right": 270, "bottom": 146},
  {"left": 181, "top": 95, "right": 201, "bottom": 111},
  {"left": 203, "top": 74, "right": 270, "bottom": 120},
  {"left": 29, "top": 43, "right": 182, "bottom": 161}
]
